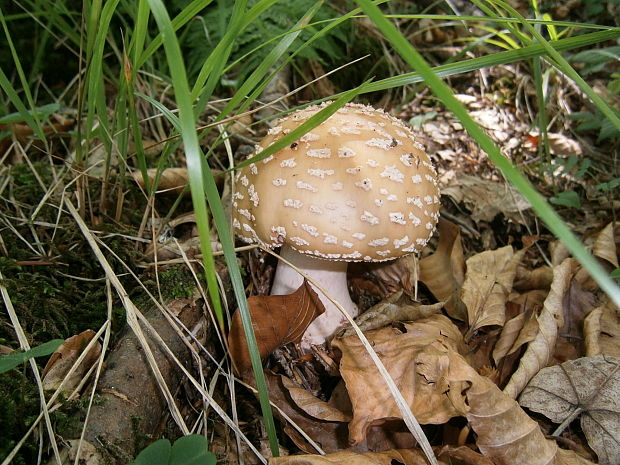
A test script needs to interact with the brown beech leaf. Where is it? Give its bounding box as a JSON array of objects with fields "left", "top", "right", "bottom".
[
  {"left": 133, "top": 167, "right": 190, "bottom": 194},
  {"left": 339, "top": 291, "right": 444, "bottom": 337},
  {"left": 436, "top": 445, "right": 495, "bottom": 465},
  {"left": 228, "top": 281, "right": 324, "bottom": 373},
  {"left": 42, "top": 329, "right": 101, "bottom": 392},
  {"left": 593, "top": 222, "right": 619, "bottom": 268},
  {"left": 462, "top": 366, "right": 595, "bottom": 465},
  {"left": 442, "top": 173, "right": 531, "bottom": 225},
  {"left": 264, "top": 371, "right": 349, "bottom": 454},
  {"left": 333, "top": 315, "right": 468, "bottom": 445},
  {"left": 269, "top": 448, "right": 439, "bottom": 465},
  {"left": 280, "top": 375, "right": 351, "bottom": 422},
  {"left": 503, "top": 258, "right": 577, "bottom": 399},
  {"left": 492, "top": 290, "right": 547, "bottom": 365},
  {"left": 584, "top": 300, "right": 620, "bottom": 357},
  {"left": 462, "top": 246, "right": 525, "bottom": 338},
  {"left": 519, "top": 355, "right": 620, "bottom": 465},
  {"left": 369, "top": 254, "right": 418, "bottom": 297},
  {"left": 492, "top": 305, "right": 538, "bottom": 365},
  {"left": 514, "top": 265, "right": 554, "bottom": 291},
  {"left": 419, "top": 218, "right": 467, "bottom": 320},
  {"left": 133, "top": 167, "right": 224, "bottom": 195}
]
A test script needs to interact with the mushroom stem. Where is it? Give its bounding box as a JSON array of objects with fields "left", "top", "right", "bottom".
[{"left": 271, "top": 245, "right": 359, "bottom": 348}]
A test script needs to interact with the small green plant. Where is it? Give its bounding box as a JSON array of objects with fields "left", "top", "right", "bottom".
[
  {"left": 569, "top": 110, "right": 620, "bottom": 142},
  {"left": 128, "top": 435, "right": 216, "bottom": 465},
  {"left": 546, "top": 154, "right": 592, "bottom": 209}
]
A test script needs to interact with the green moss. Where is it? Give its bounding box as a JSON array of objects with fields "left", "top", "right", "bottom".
[
  {"left": 143, "top": 265, "right": 197, "bottom": 301},
  {"left": 0, "top": 370, "right": 40, "bottom": 465}
]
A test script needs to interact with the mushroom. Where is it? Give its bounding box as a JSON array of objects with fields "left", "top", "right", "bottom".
[{"left": 233, "top": 102, "right": 440, "bottom": 348}]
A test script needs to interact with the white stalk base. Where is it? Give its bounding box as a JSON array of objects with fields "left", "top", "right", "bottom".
[{"left": 270, "top": 245, "right": 358, "bottom": 348}]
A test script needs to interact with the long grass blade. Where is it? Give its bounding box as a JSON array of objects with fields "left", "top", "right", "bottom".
[
  {"left": 362, "top": 29, "right": 620, "bottom": 94},
  {"left": 144, "top": 0, "right": 283, "bottom": 456},
  {"left": 0, "top": 9, "right": 48, "bottom": 146}
]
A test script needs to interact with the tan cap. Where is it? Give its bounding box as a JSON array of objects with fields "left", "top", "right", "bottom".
[{"left": 233, "top": 102, "right": 440, "bottom": 261}]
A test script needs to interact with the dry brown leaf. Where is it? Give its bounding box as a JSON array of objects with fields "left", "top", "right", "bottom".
[
  {"left": 584, "top": 300, "right": 620, "bottom": 357},
  {"left": 264, "top": 372, "right": 349, "bottom": 454},
  {"left": 280, "top": 375, "right": 352, "bottom": 422},
  {"left": 419, "top": 218, "right": 467, "bottom": 320},
  {"left": 133, "top": 167, "right": 190, "bottom": 194},
  {"left": 436, "top": 346, "right": 595, "bottom": 465},
  {"left": 519, "top": 355, "right": 620, "bottom": 465},
  {"left": 269, "top": 448, "right": 436, "bottom": 465},
  {"left": 42, "top": 329, "right": 101, "bottom": 392},
  {"left": 554, "top": 448, "right": 599, "bottom": 465},
  {"left": 333, "top": 315, "right": 468, "bottom": 445},
  {"left": 492, "top": 306, "right": 539, "bottom": 365},
  {"left": 228, "top": 281, "right": 324, "bottom": 373},
  {"left": 503, "top": 258, "right": 576, "bottom": 399},
  {"left": 545, "top": 132, "right": 584, "bottom": 158},
  {"left": 593, "top": 222, "right": 619, "bottom": 268},
  {"left": 442, "top": 173, "right": 531, "bottom": 225},
  {"left": 339, "top": 291, "right": 444, "bottom": 337},
  {"left": 462, "top": 246, "right": 525, "bottom": 337},
  {"left": 369, "top": 254, "right": 418, "bottom": 297},
  {"left": 465, "top": 373, "right": 576, "bottom": 465},
  {"left": 491, "top": 291, "right": 547, "bottom": 370},
  {"left": 436, "top": 445, "right": 495, "bottom": 465},
  {"left": 514, "top": 265, "right": 554, "bottom": 291}
]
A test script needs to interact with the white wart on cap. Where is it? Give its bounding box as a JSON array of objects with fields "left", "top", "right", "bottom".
[{"left": 233, "top": 102, "right": 440, "bottom": 261}]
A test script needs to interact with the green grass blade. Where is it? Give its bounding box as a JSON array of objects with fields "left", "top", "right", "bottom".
[
  {"left": 356, "top": 0, "right": 620, "bottom": 309},
  {"left": 81, "top": 0, "right": 122, "bottom": 167},
  {"left": 216, "top": 0, "right": 324, "bottom": 119},
  {"left": 0, "top": 339, "right": 63, "bottom": 374},
  {"left": 361, "top": 29, "right": 620, "bottom": 94},
  {"left": 0, "top": 9, "right": 48, "bottom": 145},
  {"left": 139, "top": 0, "right": 215, "bottom": 67},
  {"left": 145, "top": 0, "right": 280, "bottom": 457},
  {"left": 385, "top": 14, "right": 611, "bottom": 30}
]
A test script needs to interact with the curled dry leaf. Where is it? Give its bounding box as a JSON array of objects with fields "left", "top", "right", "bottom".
[
  {"left": 333, "top": 315, "right": 468, "bottom": 445},
  {"left": 519, "top": 355, "right": 620, "bottom": 465},
  {"left": 544, "top": 132, "right": 583, "bottom": 158},
  {"left": 280, "top": 375, "right": 351, "bottom": 422},
  {"left": 514, "top": 265, "right": 554, "bottom": 291},
  {"left": 269, "top": 448, "right": 435, "bottom": 465},
  {"left": 133, "top": 167, "right": 190, "bottom": 195},
  {"left": 462, "top": 246, "right": 525, "bottom": 338},
  {"left": 419, "top": 218, "right": 467, "bottom": 320},
  {"left": 435, "top": 345, "right": 595, "bottom": 465},
  {"left": 492, "top": 290, "right": 547, "bottom": 366},
  {"left": 436, "top": 445, "right": 495, "bottom": 465},
  {"left": 369, "top": 254, "right": 418, "bottom": 297},
  {"left": 228, "top": 280, "right": 324, "bottom": 374},
  {"left": 503, "top": 258, "right": 576, "bottom": 399},
  {"left": 264, "top": 371, "right": 349, "bottom": 454},
  {"left": 441, "top": 173, "right": 531, "bottom": 225},
  {"left": 42, "top": 329, "right": 101, "bottom": 392},
  {"left": 584, "top": 300, "right": 620, "bottom": 357},
  {"left": 464, "top": 371, "right": 594, "bottom": 465},
  {"left": 492, "top": 303, "right": 539, "bottom": 366},
  {"left": 339, "top": 291, "right": 444, "bottom": 337},
  {"left": 593, "top": 221, "right": 619, "bottom": 268}
]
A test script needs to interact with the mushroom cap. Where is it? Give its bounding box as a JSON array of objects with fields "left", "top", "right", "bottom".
[{"left": 232, "top": 102, "right": 440, "bottom": 261}]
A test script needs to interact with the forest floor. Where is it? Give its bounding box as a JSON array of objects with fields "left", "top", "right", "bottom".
[{"left": 0, "top": 3, "right": 619, "bottom": 465}]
